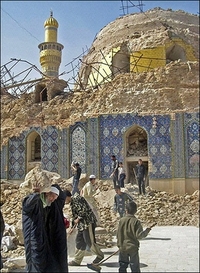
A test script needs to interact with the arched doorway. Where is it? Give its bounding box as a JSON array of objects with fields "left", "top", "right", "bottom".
[
  {"left": 26, "top": 131, "right": 41, "bottom": 172},
  {"left": 34, "top": 82, "right": 48, "bottom": 103},
  {"left": 124, "top": 125, "right": 148, "bottom": 185},
  {"left": 112, "top": 44, "right": 130, "bottom": 77},
  {"left": 166, "top": 44, "right": 186, "bottom": 63}
]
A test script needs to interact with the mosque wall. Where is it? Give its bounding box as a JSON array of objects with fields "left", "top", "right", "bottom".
[{"left": 1, "top": 112, "right": 199, "bottom": 194}]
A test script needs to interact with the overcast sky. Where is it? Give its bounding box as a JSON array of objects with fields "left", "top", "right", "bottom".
[{"left": 1, "top": 1, "right": 199, "bottom": 83}]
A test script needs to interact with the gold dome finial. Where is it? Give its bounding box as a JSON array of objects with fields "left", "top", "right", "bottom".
[{"left": 44, "top": 11, "right": 58, "bottom": 28}]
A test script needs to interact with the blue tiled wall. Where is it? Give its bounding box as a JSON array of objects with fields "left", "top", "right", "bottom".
[
  {"left": 41, "top": 126, "right": 59, "bottom": 173},
  {"left": 1, "top": 145, "right": 8, "bottom": 179},
  {"left": 173, "top": 113, "right": 185, "bottom": 178},
  {"left": 99, "top": 114, "right": 172, "bottom": 179},
  {"left": 8, "top": 134, "right": 26, "bottom": 180},
  {"left": 1, "top": 112, "right": 199, "bottom": 181},
  {"left": 58, "top": 128, "right": 69, "bottom": 178},
  {"left": 184, "top": 113, "right": 199, "bottom": 178}
]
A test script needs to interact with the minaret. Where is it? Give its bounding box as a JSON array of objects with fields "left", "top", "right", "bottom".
[{"left": 38, "top": 11, "right": 64, "bottom": 77}]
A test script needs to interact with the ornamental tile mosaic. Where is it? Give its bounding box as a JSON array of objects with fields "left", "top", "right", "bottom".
[
  {"left": 70, "top": 123, "right": 86, "bottom": 174},
  {"left": 0, "top": 146, "right": 8, "bottom": 179},
  {"left": 41, "top": 127, "right": 59, "bottom": 173},
  {"left": 184, "top": 113, "right": 199, "bottom": 178},
  {"left": 173, "top": 113, "right": 185, "bottom": 178},
  {"left": 59, "top": 128, "right": 69, "bottom": 179},
  {"left": 99, "top": 114, "right": 172, "bottom": 179},
  {"left": 8, "top": 135, "right": 26, "bottom": 180},
  {"left": 1, "top": 112, "right": 198, "bottom": 182},
  {"left": 86, "top": 118, "right": 100, "bottom": 176}
]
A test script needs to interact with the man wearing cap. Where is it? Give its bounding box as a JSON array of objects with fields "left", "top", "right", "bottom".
[
  {"left": 22, "top": 185, "right": 61, "bottom": 272},
  {"left": 81, "top": 175, "right": 100, "bottom": 225},
  {"left": 65, "top": 190, "right": 104, "bottom": 266},
  {"left": 45, "top": 184, "right": 69, "bottom": 272}
]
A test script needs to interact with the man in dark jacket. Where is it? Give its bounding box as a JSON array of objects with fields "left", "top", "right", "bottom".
[
  {"left": 110, "top": 155, "right": 119, "bottom": 188},
  {"left": 22, "top": 185, "right": 63, "bottom": 272},
  {"left": 45, "top": 184, "right": 68, "bottom": 272},
  {"left": 135, "top": 159, "right": 146, "bottom": 195},
  {"left": 71, "top": 162, "right": 82, "bottom": 195}
]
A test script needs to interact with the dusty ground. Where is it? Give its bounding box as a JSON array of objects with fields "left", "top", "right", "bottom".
[{"left": 0, "top": 177, "right": 199, "bottom": 272}]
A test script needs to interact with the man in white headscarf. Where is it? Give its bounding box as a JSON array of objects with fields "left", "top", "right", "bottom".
[
  {"left": 22, "top": 184, "right": 65, "bottom": 272},
  {"left": 81, "top": 175, "right": 100, "bottom": 225}
]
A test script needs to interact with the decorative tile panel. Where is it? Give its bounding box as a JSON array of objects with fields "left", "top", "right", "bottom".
[
  {"left": 99, "top": 114, "right": 172, "bottom": 179},
  {"left": 41, "top": 126, "right": 59, "bottom": 173},
  {"left": 8, "top": 135, "right": 26, "bottom": 180},
  {"left": 3, "top": 112, "right": 198, "bottom": 183},
  {"left": 59, "top": 128, "right": 69, "bottom": 179},
  {"left": 184, "top": 113, "right": 199, "bottom": 178},
  {"left": 70, "top": 123, "right": 86, "bottom": 173},
  {"left": 0, "top": 145, "right": 8, "bottom": 179},
  {"left": 173, "top": 113, "right": 185, "bottom": 177},
  {"left": 86, "top": 118, "right": 100, "bottom": 177}
]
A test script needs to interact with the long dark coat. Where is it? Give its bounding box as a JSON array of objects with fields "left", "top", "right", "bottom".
[
  {"left": 45, "top": 184, "right": 68, "bottom": 272},
  {"left": 22, "top": 187, "right": 68, "bottom": 273},
  {"left": 22, "top": 193, "right": 57, "bottom": 272},
  {"left": 0, "top": 210, "right": 5, "bottom": 269}
]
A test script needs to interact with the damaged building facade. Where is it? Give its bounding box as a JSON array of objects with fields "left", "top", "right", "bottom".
[{"left": 1, "top": 8, "right": 199, "bottom": 194}]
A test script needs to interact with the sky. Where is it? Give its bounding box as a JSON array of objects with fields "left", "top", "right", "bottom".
[{"left": 1, "top": 1, "right": 199, "bottom": 86}]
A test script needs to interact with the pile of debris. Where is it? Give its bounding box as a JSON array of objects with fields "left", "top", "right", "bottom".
[
  {"left": 1, "top": 61, "right": 199, "bottom": 147},
  {"left": 0, "top": 175, "right": 199, "bottom": 271}
]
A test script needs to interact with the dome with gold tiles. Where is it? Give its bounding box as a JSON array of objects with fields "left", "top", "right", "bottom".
[{"left": 44, "top": 11, "right": 58, "bottom": 28}]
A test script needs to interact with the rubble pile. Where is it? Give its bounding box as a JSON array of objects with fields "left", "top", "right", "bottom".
[
  {"left": 0, "top": 178, "right": 199, "bottom": 271},
  {"left": 1, "top": 61, "right": 199, "bottom": 147}
]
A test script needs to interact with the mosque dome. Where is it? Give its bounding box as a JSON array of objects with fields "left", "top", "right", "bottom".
[
  {"left": 44, "top": 11, "right": 59, "bottom": 28},
  {"left": 78, "top": 8, "right": 198, "bottom": 84}
]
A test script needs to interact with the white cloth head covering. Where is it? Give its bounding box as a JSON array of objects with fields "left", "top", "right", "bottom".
[
  {"left": 50, "top": 186, "right": 59, "bottom": 196},
  {"left": 89, "top": 174, "right": 96, "bottom": 179}
]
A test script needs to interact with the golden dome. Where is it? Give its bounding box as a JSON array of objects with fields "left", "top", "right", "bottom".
[{"left": 44, "top": 11, "right": 59, "bottom": 28}]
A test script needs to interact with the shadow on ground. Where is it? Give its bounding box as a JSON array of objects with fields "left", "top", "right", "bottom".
[
  {"left": 144, "top": 237, "right": 171, "bottom": 240},
  {"left": 102, "top": 262, "right": 148, "bottom": 268}
]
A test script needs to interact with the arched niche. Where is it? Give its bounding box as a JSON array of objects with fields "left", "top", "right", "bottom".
[
  {"left": 26, "top": 131, "right": 41, "bottom": 172},
  {"left": 112, "top": 44, "right": 130, "bottom": 77},
  {"left": 71, "top": 126, "right": 86, "bottom": 172},
  {"left": 34, "top": 82, "right": 48, "bottom": 103},
  {"left": 124, "top": 125, "right": 149, "bottom": 185},
  {"left": 166, "top": 44, "right": 186, "bottom": 63}
]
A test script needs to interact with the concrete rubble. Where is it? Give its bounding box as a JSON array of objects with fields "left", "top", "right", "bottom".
[
  {"left": 0, "top": 176, "right": 199, "bottom": 272},
  {"left": 0, "top": 7, "right": 199, "bottom": 273},
  {"left": 1, "top": 61, "right": 199, "bottom": 147}
]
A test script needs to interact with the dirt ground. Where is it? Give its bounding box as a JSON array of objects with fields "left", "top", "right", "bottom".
[{"left": 0, "top": 177, "right": 199, "bottom": 272}]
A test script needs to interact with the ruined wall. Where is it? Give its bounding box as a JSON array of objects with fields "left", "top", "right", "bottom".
[
  {"left": 1, "top": 113, "right": 199, "bottom": 191},
  {"left": 78, "top": 8, "right": 199, "bottom": 87},
  {"left": 0, "top": 8, "right": 199, "bottom": 194}
]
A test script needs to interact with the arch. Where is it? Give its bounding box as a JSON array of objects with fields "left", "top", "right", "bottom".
[
  {"left": 82, "top": 65, "right": 92, "bottom": 88},
  {"left": 34, "top": 83, "right": 48, "bottom": 103},
  {"left": 112, "top": 44, "right": 130, "bottom": 77},
  {"left": 123, "top": 125, "right": 149, "bottom": 184},
  {"left": 26, "top": 131, "right": 41, "bottom": 172},
  {"left": 166, "top": 44, "right": 186, "bottom": 63},
  {"left": 71, "top": 125, "right": 86, "bottom": 172}
]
